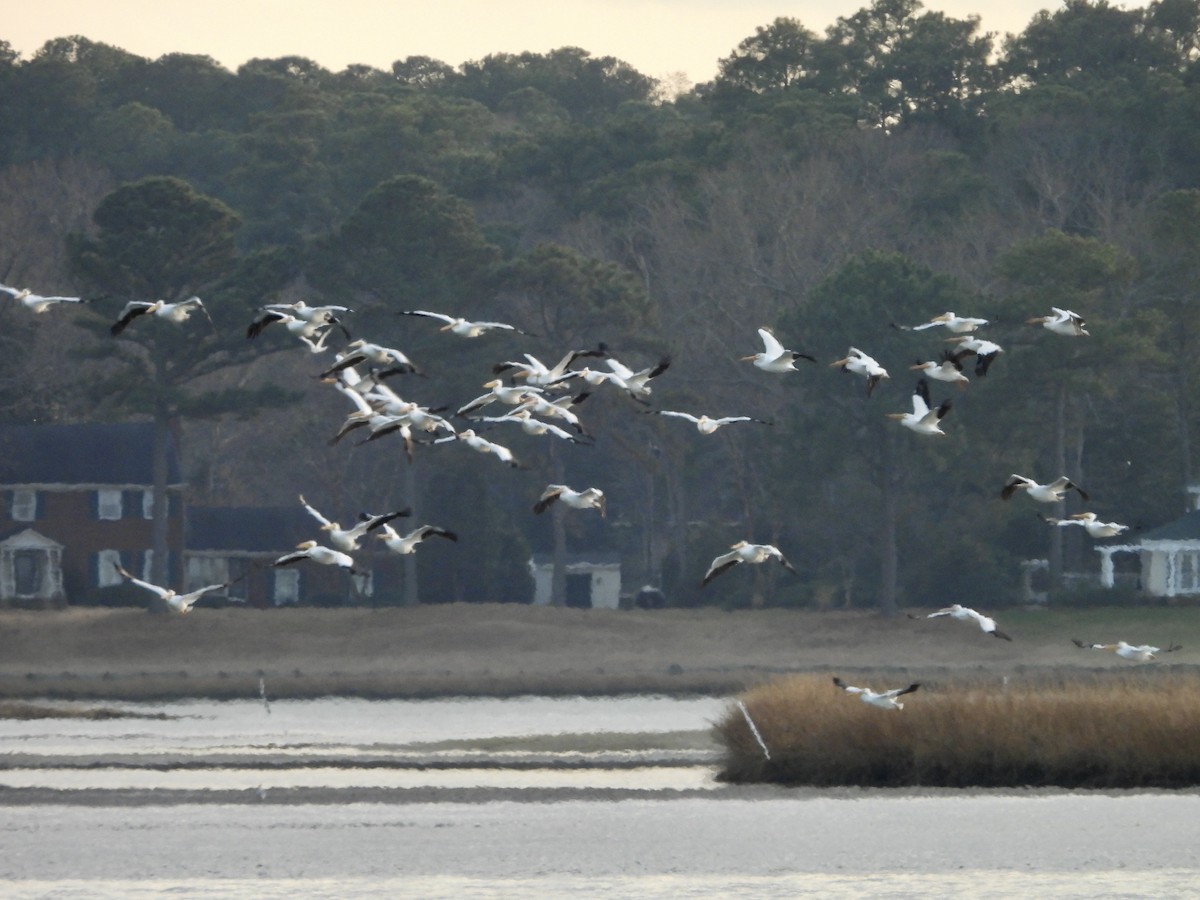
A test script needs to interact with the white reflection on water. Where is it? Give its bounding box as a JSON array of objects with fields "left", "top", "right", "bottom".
[
  {"left": 0, "top": 695, "right": 728, "bottom": 759},
  {"left": 0, "top": 764, "right": 716, "bottom": 791},
  {"left": 2, "top": 872, "right": 1198, "bottom": 900}
]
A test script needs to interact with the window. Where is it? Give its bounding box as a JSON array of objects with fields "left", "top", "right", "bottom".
[
  {"left": 97, "top": 550, "right": 124, "bottom": 587},
  {"left": 273, "top": 569, "right": 300, "bottom": 606},
  {"left": 1177, "top": 551, "right": 1200, "bottom": 595},
  {"left": 10, "top": 490, "right": 37, "bottom": 522},
  {"left": 13, "top": 550, "right": 41, "bottom": 595},
  {"left": 96, "top": 490, "right": 123, "bottom": 521},
  {"left": 141, "top": 490, "right": 154, "bottom": 519}
]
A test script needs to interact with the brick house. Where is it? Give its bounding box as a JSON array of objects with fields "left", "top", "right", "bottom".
[{"left": 0, "top": 422, "right": 185, "bottom": 606}]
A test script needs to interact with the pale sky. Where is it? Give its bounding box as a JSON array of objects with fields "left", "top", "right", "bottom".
[{"left": 6, "top": 0, "right": 1121, "bottom": 87}]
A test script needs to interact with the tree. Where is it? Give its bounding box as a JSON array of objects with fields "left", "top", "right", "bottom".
[{"left": 68, "top": 177, "right": 287, "bottom": 591}]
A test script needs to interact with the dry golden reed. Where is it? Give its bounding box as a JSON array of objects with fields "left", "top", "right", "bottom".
[{"left": 717, "top": 672, "right": 1200, "bottom": 788}]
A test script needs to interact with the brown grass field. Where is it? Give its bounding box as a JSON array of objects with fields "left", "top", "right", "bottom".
[{"left": 1, "top": 603, "right": 1198, "bottom": 701}]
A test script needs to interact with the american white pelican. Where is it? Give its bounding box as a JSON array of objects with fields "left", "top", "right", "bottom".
[
  {"left": 477, "top": 409, "right": 591, "bottom": 443},
  {"left": 493, "top": 347, "right": 608, "bottom": 388},
  {"left": 1028, "top": 307, "right": 1088, "bottom": 337},
  {"left": 740, "top": 327, "right": 815, "bottom": 373},
  {"left": 513, "top": 390, "right": 591, "bottom": 434},
  {"left": 1039, "top": 512, "right": 1129, "bottom": 538},
  {"left": 435, "top": 429, "right": 520, "bottom": 467},
  {"left": 299, "top": 494, "right": 410, "bottom": 552},
  {"left": 0, "top": 283, "right": 90, "bottom": 313},
  {"left": 532, "top": 484, "right": 606, "bottom": 516},
  {"left": 654, "top": 410, "right": 771, "bottom": 434},
  {"left": 112, "top": 563, "right": 242, "bottom": 614},
  {"left": 945, "top": 335, "right": 1004, "bottom": 376},
  {"left": 320, "top": 340, "right": 421, "bottom": 378},
  {"left": 399, "top": 309, "right": 529, "bottom": 337},
  {"left": 580, "top": 354, "right": 671, "bottom": 402},
  {"left": 701, "top": 541, "right": 797, "bottom": 586},
  {"left": 926, "top": 604, "right": 1012, "bottom": 641},
  {"left": 264, "top": 300, "right": 353, "bottom": 322},
  {"left": 830, "top": 347, "right": 889, "bottom": 397},
  {"left": 910, "top": 352, "right": 969, "bottom": 389},
  {"left": 247, "top": 309, "right": 348, "bottom": 351},
  {"left": 1001, "top": 474, "right": 1089, "bottom": 504},
  {"left": 832, "top": 676, "right": 921, "bottom": 710},
  {"left": 340, "top": 412, "right": 417, "bottom": 460},
  {"left": 111, "top": 296, "right": 211, "bottom": 336},
  {"left": 377, "top": 523, "right": 458, "bottom": 555},
  {"left": 887, "top": 378, "right": 951, "bottom": 436},
  {"left": 457, "top": 380, "right": 544, "bottom": 417},
  {"left": 1071, "top": 639, "right": 1180, "bottom": 662},
  {"left": 272, "top": 540, "right": 358, "bottom": 573},
  {"left": 894, "top": 311, "right": 988, "bottom": 333}
]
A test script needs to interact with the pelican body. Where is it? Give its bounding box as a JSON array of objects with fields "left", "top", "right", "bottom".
[
  {"left": 887, "top": 378, "right": 951, "bottom": 435},
  {"left": 741, "top": 327, "right": 815, "bottom": 373},
  {"left": 833, "top": 676, "right": 920, "bottom": 710},
  {"left": 945, "top": 335, "right": 1004, "bottom": 376},
  {"left": 1028, "top": 307, "right": 1088, "bottom": 337},
  {"left": 111, "top": 296, "right": 209, "bottom": 336},
  {"left": 1072, "top": 639, "right": 1179, "bottom": 662},
  {"left": 377, "top": 523, "right": 458, "bottom": 555},
  {"left": 272, "top": 540, "right": 357, "bottom": 572},
  {"left": 926, "top": 604, "right": 1012, "bottom": 641},
  {"left": 702, "top": 541, "right": 797, "bottom": 586},
  {"left": 113, "top": 563, "right": 239, "bottom": 614},
  {"left": 1001, "top": 475, "right": 1088, "bottom": 504},
  {"left": 831, "top": 347, "right": 889, "bottom": 397},
  {"left": 0, "top": 283, "right": 88, "bottom": 313},
  {"left": 533, "top": 484, "right": 606, "bottom": 516}
]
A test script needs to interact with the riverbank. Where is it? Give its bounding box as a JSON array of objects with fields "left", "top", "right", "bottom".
[{"left": 1, "top": 604, "right": 1197, "bottom": 700}]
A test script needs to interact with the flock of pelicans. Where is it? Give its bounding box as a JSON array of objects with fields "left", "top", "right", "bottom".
[{"left": 1, "top": 281, "right": 1182, "bottom": 706}]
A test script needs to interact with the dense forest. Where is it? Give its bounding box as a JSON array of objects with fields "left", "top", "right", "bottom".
[{"left": 2, "top": 0, "right": 1199, "bottom": 611}]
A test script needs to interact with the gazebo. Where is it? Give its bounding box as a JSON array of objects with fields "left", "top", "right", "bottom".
[{"left": 0, "top": 528, "right": 65, "bottom": 607}]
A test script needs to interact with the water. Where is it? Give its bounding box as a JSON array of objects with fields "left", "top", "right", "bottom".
[{"left": 3, "top": 695, "right": 1199, "bottom": 896}]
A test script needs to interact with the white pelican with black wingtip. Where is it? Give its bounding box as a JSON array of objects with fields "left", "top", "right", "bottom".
[
  {"left": 532, "top": 484, "right": 606, "bottom": 517},
  {"left": 111, "top": 296, "right": 211, "bottom": 336},
  {"left": 833, "top": 676, "right": 921, "bottom": 710},
  {"left": 1001, "top": 474, "right": 1089, "bottom": 504},
  {"left": 925, "top": 604, "right": 1012, "bottom": 641},
  {"left": 887, "top": 378, "right": 951, "bottom": 436},
  {"left": 399, "top": 309, "right": 528, "bottom": 337},
  {"left": 1039, "top": 512, "right": 1129, "bottom": 539},
  {"left": 1028, "top": 307, "right": 1088, "bottom": 337},
  {"left": 741, "top": 327, "right": 815, "bottom": 373},
  {"left": 0, "top": 283, "right": 90, "bottom": 313},
  {"left": 112, "top": 563, "right": 242, "bottom": 614},
  {"left": 830, "top": 347, "right": 889, "bottom": 397},
  {"left": 654, "top": 410, "right": 772, "bottom": 435},
  {"left": 1071, "top": 639, "right": 1180, "bottom": 662},
  {"left": 701, "top": 541, "right": 797, "bottom": 586}
]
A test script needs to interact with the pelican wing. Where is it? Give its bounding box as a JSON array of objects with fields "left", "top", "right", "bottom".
[
  {"left": 701, "top": 551, "right": 742, "bottom": 586},
  {"left": 113, "top": 564, "right": 169, "bottom": 600},
  {"left": 298, "top": 495, "right": 333, "bottom": 528},
  {"left": 757, "top": 327, "right": 786, "bottom": 358},
  {"left": 401, "top": 309, "right": 455, "bottom": 324}
]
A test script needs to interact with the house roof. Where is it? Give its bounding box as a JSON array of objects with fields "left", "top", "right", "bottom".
[
  {"left": 1138, "top": 510, "right": 1200, "bottom": 543},
  {"left": 187, "top": 506, "right": 317, "bottom": 553},
  {"left": 531, "top": 551, "right": 621, "bottom": 568},
  {"left": 0, "top": 422, "right": 182, "bottom": 487},
  {"left": 0, "top": 528, "right": 64, "bottom": 550}
]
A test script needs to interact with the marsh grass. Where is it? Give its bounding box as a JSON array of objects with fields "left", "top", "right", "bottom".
[{"left": 717, "top": 672, "right": 1200, "bottom": 788}]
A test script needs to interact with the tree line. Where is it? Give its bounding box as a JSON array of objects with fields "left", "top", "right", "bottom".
[{"left": 2, "top": 0, "right": 1199, "bottom": 611}]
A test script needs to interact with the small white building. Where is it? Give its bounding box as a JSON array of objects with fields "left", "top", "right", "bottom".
[
  {"left": 1126, "top": 510, "right": 1200, "bottom": 599},
  {"left": 529, "top": 552, "right": 622, "bottom": 609},
  {"left": 0, "top": 528, "right": 65, "bottom": 607}
]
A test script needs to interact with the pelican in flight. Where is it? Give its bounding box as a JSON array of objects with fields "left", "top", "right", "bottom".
[
  {"left": 457, "top": 380, "right": 544, "bottom": 417},
  {"left": 493, "top": 347, "right": 608, "bottom": 388},
  {"left": 0, "top": 283, "right": 89, "bottom": 313},
  {"left": 925, "top": 604, "right": 1012, "bottom": 641},
  {"left": 299, "top": 495, "right": 410, "bottom": 552},
  {"left": 701, "top": 541, "right": 797, "bottom": 586},
  {"left": 741, "top": 327, "right": 815, "bottom": 373},
  {"left": 272, "top": 540, "right": 358, "bottom": 573},
  {"left": 1001, "top": 474, "right": 1089, "bottom": 504},
  {"left": 893, "top": 311, "right": 988, "bottom": 334},
  {"left": 377, "top": 523, "right": 458, "bottom": 555},
  {"left": 1071, "top": 639, "right": 1180, "bottom": 662},
  {"left": 247, "top": 309, "right": 348, "bottom": 351},
  {"left": 434, "top": 429, "right": 520, "bottom": 467},
  {"left": 399, "top": 309, "right": 529, "bottom": 337},
  {"left": 654, "top": 410, "right": 771, "bottom": 434},
  {"left": 1039, "top": 512, "right": 1129, "bottom": 539},
  {"left": 320, "top": 340, "right": 421, "bottom": 378},
  {"left": 830, "top": 347, "right": 889, "bottom": 397},
  {"left": 887, "top": 378, "right": 951, "bottom": 436},
  {"left": 945, "top": 335, "right": 1004, "bottom": 376},
  {"left": 533, "top": 484, "right": 606, "bottom": 516},
  {"left": 1028, "top": 307, "right": 1088, "bottom": 337},
  {"left": 596, "top": 354, "right": 672, "bottom": 402},
  {"left": 513, "top": 390, "right": 591, "bottom": 434},
  {"left": 112, "top": 563, "right": 242, "bottom": 614},
  {"left": 111, "top": 296, "right": 211, "bottom": 336},
  {"left": 477, "top": 409, "right": 591, "bottom": 443},
  {"left": 264, "top": 300, "right": 352, "bottom": 322},
  {"left": 910, "top": 352, "right": 969, "bottom": 390},
  {"left": 833, "top": 676, "right": 921, "bottom": 710}
]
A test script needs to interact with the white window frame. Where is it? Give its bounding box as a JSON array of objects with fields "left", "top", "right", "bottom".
[
  {"left": 141, "top": 489, "right": 155, "bottom": 519},
  {"left": 10, "top": 490, "right": 37, "bottom": 522},
  {"left": 97, "top": 550, "right": 124, "bottom": 587},
  {"left": 273, "top": 568, "right": 300, "bottom": 606},
  {"left": 96, "top": 489, "right": 123, "bottom": 521},
  {"left": 1177, "top": 550, "right": 1200, "bottom": 594}
]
